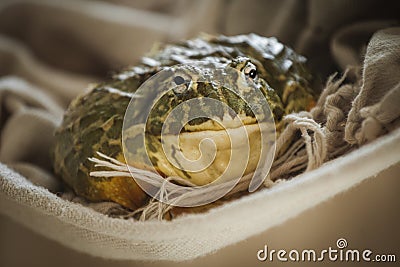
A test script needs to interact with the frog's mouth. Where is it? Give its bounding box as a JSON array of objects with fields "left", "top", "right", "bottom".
[{"left": 181, "top": 113, "right": 258, "bottom": 132}]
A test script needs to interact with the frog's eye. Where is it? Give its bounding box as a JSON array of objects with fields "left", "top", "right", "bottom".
[
  {"left": 174, "top": 76, "right": 185, "bottom": 85},
  {"left": 243, "top": 62, "right": 258, "bottom": 80},
  {"left": 249, "top": 69, "right": 257, "bottom": 79}
]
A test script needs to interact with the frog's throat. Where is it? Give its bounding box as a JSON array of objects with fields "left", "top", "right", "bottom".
[{"left": 124, "top": 121, "right": 274, "bottom": 186}]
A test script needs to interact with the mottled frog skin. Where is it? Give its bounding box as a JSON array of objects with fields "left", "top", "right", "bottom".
[{"left": 53, "top": 33, "right": 316, "bottom": 210}]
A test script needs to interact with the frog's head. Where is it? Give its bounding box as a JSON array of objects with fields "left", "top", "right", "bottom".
[
  {"left": 141, "top": 56, "right": 284, "bottom": 135},
  {"left": 123, "top": 56, "right": 279, "bottom": 186}
]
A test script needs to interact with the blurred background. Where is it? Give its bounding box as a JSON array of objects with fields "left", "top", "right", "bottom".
[
  {"left": 0, "top": 0, "right": 398, "bottom": 105},
  {"left": 0, "top": 0, "right": 399, "bottom": 266}
]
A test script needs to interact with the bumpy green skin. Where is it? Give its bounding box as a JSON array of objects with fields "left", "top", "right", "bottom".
[{"left": 53, "top": 33, "right": 316, "bottom": 210}]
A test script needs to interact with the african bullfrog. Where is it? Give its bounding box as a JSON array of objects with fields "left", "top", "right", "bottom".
[{"left": 53, "top": 33, "right": 316, "bottom": 212}]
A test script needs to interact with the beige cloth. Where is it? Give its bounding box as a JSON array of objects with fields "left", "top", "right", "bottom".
[
  {"left": 0, "top": 0, "right": 399, "bottom": 262},
  {"left": 345, "top": 28, "right": 400, "bottom": 144}
]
